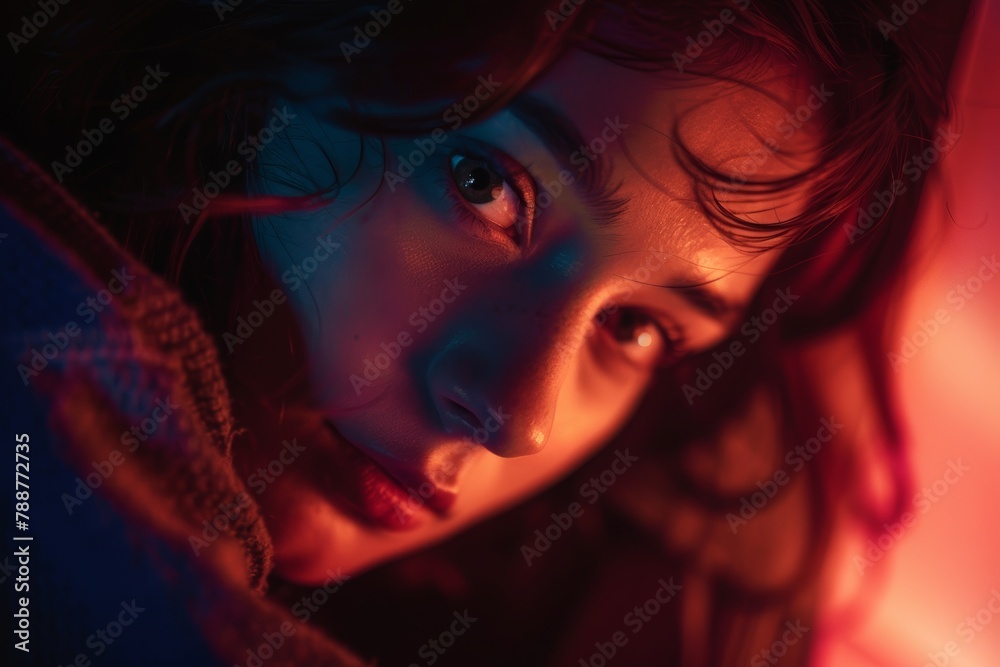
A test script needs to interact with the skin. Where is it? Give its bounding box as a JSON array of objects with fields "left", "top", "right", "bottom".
[{"left": 233, "top": 49, "right": 825, "bottom": 583}]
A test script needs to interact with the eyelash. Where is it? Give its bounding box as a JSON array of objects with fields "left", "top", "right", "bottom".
[
  {"left": 442, "top": 180, "right": 513, "bottom": 245},
  {"left": 434, "top": 146, "right": 687, "bottom": 368},
  {"left": 436, "top": 149, "right": 536, "bottom": 247},
  {"left": 598, "top": 306, "right": 688, "bottom": 368},
  {"left": 653, "top": 324, "right": 687, "bottom": 367}
]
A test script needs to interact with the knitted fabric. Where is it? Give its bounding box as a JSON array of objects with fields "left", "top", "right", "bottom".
[{"left": 0, "top": 137, "right": 369, "bottom": 666}]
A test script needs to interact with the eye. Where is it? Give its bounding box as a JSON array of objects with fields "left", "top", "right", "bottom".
[
  {"left": 598, "top": 307, "right": 681, "bottom": 367},
  {"left": 449, "top": 154, "right": 530, "bottom": 241}
]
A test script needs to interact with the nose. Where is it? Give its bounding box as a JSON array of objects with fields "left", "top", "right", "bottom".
[
  {"left": 427, "top": 336, "right": 553, "bottom": 457},
  {"left": 424, "top": 245, "right": 595, "bottom": 458}
]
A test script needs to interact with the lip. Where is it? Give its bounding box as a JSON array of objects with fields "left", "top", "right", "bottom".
[{"left": 322, "top": 420, "right": 457, "bottom": 530}]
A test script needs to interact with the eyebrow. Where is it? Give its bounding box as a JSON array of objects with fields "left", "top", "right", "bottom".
[
  {"left": 626, "top": 267, "right": 745, "bottom": 320},
  {"left": 507, "top": 98, "right": 745, "bottom": 322},
  {"left": 668, "top": 281, "right": 743, "bottom": 319},
  {"left": 506, "top": 96, "right": 628, "bottom": 227}
]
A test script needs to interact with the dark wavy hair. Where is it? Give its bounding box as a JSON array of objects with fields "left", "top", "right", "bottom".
[{"left": 2, "top": 0, "right": 969, "bottom": 664}]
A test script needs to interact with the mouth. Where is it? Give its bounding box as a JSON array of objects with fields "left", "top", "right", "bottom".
[{"left": 322, "top": 420, "right": 457, "bottom": 531}]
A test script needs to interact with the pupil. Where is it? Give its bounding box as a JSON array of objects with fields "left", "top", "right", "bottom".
[
  {"left": 452, "top": 157, "right": 502, "bottom": 205},
  {"left": 465, "top": 167, "right": 491, "bottom": 191},
  {"left": 615, "top": 310, "right": 643, "bottom": 341}
]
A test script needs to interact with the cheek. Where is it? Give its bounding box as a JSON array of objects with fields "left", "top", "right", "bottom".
[
  {"left": 555, "top": 337, "right": 654, "bottom": 447},
  {"left": 273, "top": 194, "right": 467, "bottom": 407},
  {"left": 462, "top": 350, "right": 654, "bottom": 512},
  {"left": 292, "top": 243, "right": 409, "bottom": 406}
]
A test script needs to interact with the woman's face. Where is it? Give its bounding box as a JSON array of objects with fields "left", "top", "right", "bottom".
[{"left": 245, "top": 49, "right": 824, "bottom": 582}]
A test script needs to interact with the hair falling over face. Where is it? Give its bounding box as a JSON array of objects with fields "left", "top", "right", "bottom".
[{"left": 1, "top": 0, "right": 994, "bottom": 666}]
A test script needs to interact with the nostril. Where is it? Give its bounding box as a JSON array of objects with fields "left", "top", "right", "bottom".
[{"left": 444, "top": 396, "right": 482, "bottom": 431}]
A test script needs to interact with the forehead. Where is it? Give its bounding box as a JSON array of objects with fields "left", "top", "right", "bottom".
[{"left": 517, "top": 48, "right": 827, "bottom": 266}]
